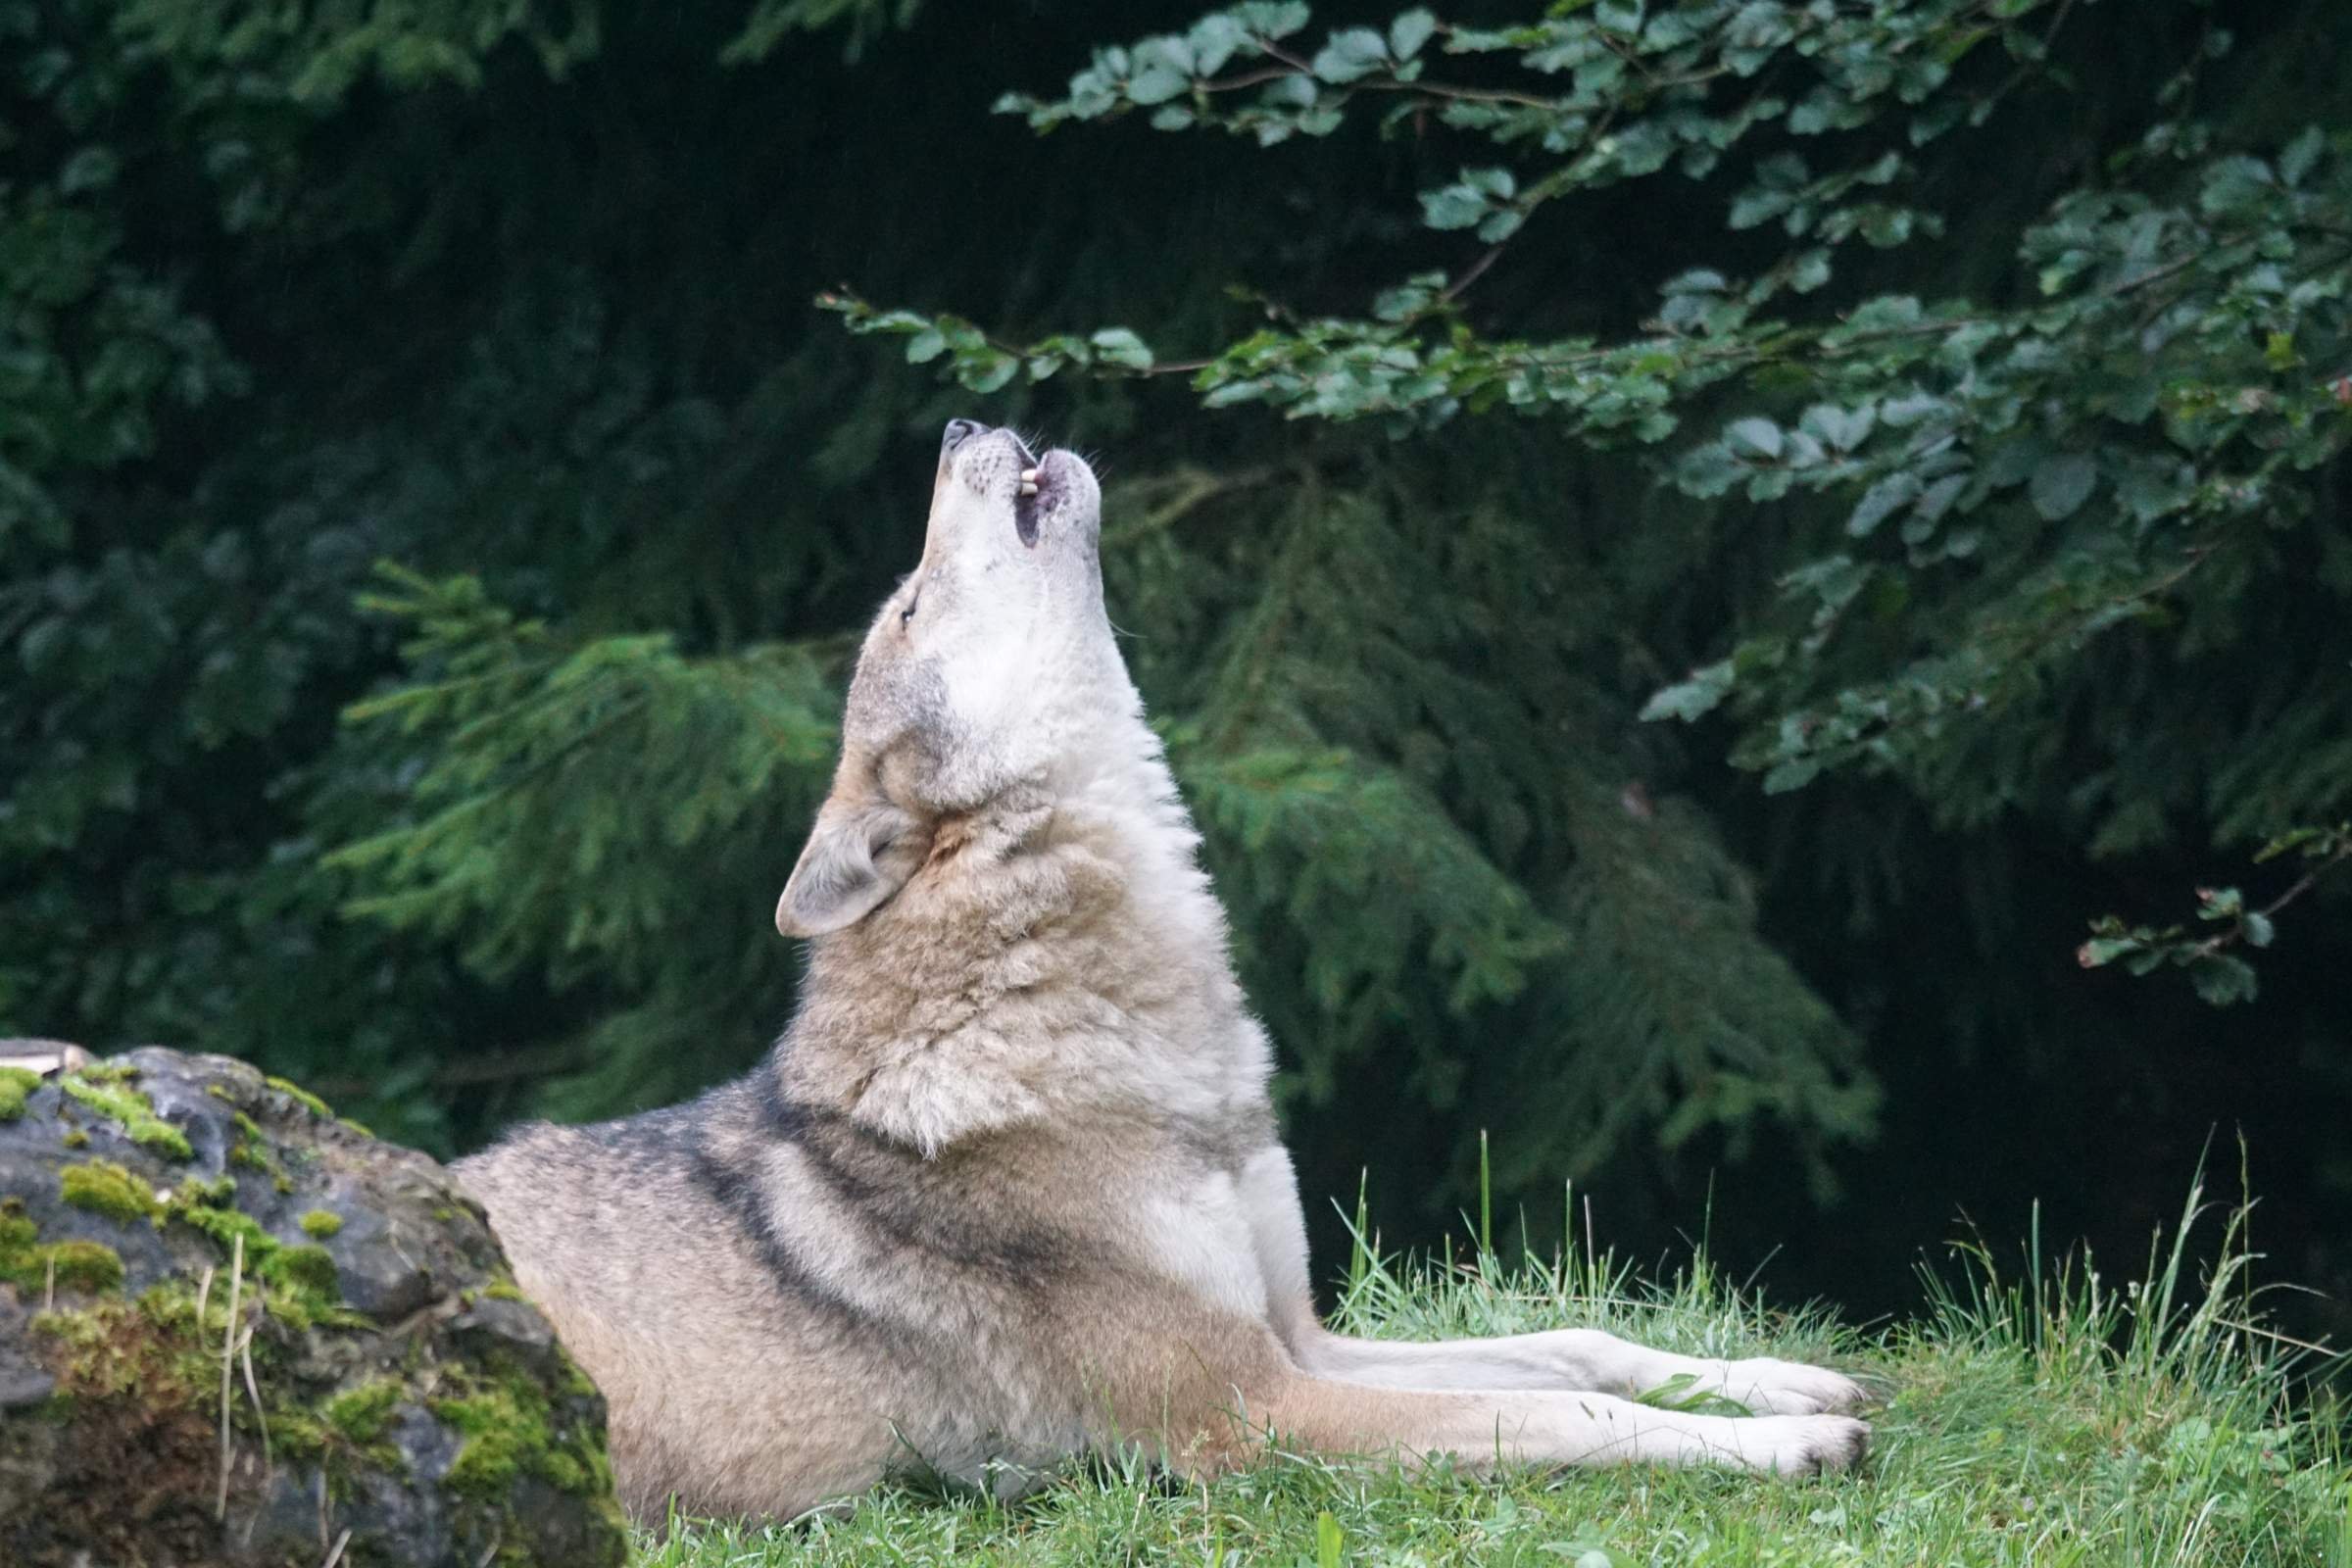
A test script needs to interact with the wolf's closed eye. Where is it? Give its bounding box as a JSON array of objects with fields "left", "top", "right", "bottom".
[{"left": 900, "top": 587, "right": 919, "bottom": 625}]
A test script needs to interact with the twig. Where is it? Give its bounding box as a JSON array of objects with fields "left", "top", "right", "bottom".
[
  {"left": 2108, "top": 252, "right": 2202, "bottom": 297},
  {"left": 2186, "top": 845, "right": 2352, "bottom": 961},
  {"left": 242, "top": 1332, "right": 270, "bottom": 1467},
  {"left": 320, "top": 1527, "right": 353, "bottom": 1568},
  {"left": 217, "top": 1232, "right": 243, "bottom": 1522},
  {"left": 1437, "top": 242, "right": 1511, "bottom": 306}
]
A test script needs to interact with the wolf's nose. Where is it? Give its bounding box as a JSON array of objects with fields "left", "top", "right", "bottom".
[{"left": 941, "top": 418, "right": 985, "bottom": 457}]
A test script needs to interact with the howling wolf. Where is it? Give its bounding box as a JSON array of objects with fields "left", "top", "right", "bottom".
[{"left": 458, "top": 420, "right": 1870, "bottom": 1520}]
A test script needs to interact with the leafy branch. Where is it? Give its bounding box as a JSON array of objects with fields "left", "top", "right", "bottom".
[
  {"left": 831, "top": 3, "right": 2352, "bottom": 1008},
  {"left": 2078, "top": 826, "right": 2352, "bottom": 1004}
]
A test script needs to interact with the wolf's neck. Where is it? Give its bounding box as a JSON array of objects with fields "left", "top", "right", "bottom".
[{"left": 770, "top": 737, "right": 1267, "bottom": 1156}]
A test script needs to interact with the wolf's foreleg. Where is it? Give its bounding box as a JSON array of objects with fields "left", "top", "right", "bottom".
[
  {"left": 1200, "top": 1376, "right": 1868, "bottom": 1478},
  {"left": 1293, "top": 1328, "right": 1867, "bottom": 1416}
]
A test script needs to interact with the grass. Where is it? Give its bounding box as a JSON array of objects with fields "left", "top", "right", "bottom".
[{"left": 643, "top": 1177, "right": 2348, "bottom": 1567}]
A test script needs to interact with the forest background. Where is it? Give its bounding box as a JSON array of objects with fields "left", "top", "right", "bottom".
[{"left": 4, "top": 0, "right": 2348, "bottom": 1343}]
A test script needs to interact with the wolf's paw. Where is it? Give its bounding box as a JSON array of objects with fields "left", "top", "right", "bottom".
[
  {"left": 1712, "top": 1356, "right": 1870, "bottom": 1416},
  {"left": 1730, "top": 1413, "right": 1872, "bottom": 1477}
]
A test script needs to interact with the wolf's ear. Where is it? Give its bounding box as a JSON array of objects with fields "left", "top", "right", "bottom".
[{"left": 775, "top": 800, "right": 919, "bottom": 938}]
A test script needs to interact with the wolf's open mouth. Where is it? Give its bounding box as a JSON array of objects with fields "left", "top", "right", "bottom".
[{"left": 1013, "top": 441, "right": 1044, "bottom": 548}]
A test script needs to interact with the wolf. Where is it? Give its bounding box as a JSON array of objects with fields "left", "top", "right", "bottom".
[{"left": 457, "top": 419, "right": 1871, "bottom": 1521}]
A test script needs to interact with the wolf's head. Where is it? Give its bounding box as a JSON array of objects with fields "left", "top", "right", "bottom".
[{"left": 776, "top": 419, "right": 1132, "bottom": 938}]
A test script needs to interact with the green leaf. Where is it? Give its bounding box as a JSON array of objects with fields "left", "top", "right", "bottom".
[
  {"left": 1236, "top": 2, "right": 1311, "bottom": 42},
  {"left": 1311, "top": 26, "right": 1389, "bottom": 83},
  {"left": 1389, "top": 9, "right": 1437, "bottom": 61},
  {"left": 1594, "top": 0, "right": 1644, "bottom": 34},
  {"left": 1128, "top": 64, "right": 1191, "bottom": 105},
  {"left": 1725, "top": 417, "right": 1783, "bottom": 461},
  {"left": 1088, "top": 327, "right": 1154, "bottom": 369},
  {"left": 2029, "top": 453, "right": 2098, "bottom": 521},
  {"left": 2079, "top": 937, "right": 2140, "bottom": 968},
  {"left": 1800, "top": 403, "right": 1875, "bottom": 454},
  {"left": 58, "top": 146, "right": 121, "bottom": 195},
  {"left": 1189, "top": 14, "right": 1249, "bottom": 74},
  {"left": 905, "top": 327, "right": 947, "bottom": 364},
  {"left": 1641, "top": 660, "right": 1735, "bottom": 722},
  {"left": 2279, "top": 125, "right": 2325, "bottom": 187},
  {"left": 962, "top": 354, "right": 1017, "bottom": 393},
  {"left": 1846, "top": 472, "right": 1921, "bottom": 537},
  {"left": 1421, "top": 184, "right": 1490, "bottom": 230},
  {"left": 1477, "top": 208, "right": 1525, "bottom": 242},
  {"left": 2186, "top": 954, "right": 2258, "bottom": 1006}
]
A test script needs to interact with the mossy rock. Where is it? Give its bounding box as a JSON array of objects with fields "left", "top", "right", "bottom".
[{"left": 0, "top": 1045, "right": 628, "bottom": 1568}]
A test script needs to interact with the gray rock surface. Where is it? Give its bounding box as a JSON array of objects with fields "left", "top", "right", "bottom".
[{"left": 0, "top": 1046, "right": 629, "bottom": 1568}]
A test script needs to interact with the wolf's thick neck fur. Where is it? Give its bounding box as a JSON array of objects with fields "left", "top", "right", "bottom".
[{"left": 774, "top": 677, "right": 1271, "bottom": 1158}]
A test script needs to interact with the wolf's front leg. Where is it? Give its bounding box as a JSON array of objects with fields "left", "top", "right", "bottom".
[
  {"left": 1206, "top": 1376, "right": 1868, "bottom": 1478},
  {"left": 1297, "top": 1327, "right": 1868, "bottom": 1416}
]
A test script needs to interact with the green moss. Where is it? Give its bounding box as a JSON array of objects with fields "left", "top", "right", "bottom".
[
  {"left": 0, "top": 1064, "right": 39, "bottom": 1121},
  {"left": 270, "top": 1409, "right": 331, "bottom": 1463},
  {"left": 227, "top": 1109, "right": 294, "bottom": 1193},
  {"left": 60, "top": 1127, "right": 88, "bottom": 1150},
  {"left": 28, "top": 1285, "right": 223, "bottom": 1412},
  {"left": 555, "top": 1347, "right": 601, "bottom": 1401},
  {"left": 73, "top": 1060, "right": 141, "bottom": 1086},
  {"left": 2, "top": 1239, "right": 125, "bottom": 1295},
  {"left": 172, "top": 1200, "right": 272, "bottom": 1256},
  {"left": 266, "top": 1074, "right": 336, "bottom": 1119},
  {"left": 60, "top": 1081, "right": 147, "bottom": 1125},
  {"left": 433, "top": 1389, "right": 540, "bottom": 1496},
  {"left": 175, "top": 1171, "right": 238, "bottom": 1205},
  {"left": 260, "top": 1244, "right": 338, "bottom": 1297},
  {"left": 58, "top": 1072, "right": 193, "bottom": 1161},
  {"left": 132, "top": 1121, "right": 194, "bottom": 1158},
  {"left": 323, "top": 1378, "right": 407, "bottom": 1445},
  {"left": 483, "top": 1280, "right": 527, "bottom": 1303},
  {"left": 61, "top": 1160, "right": 164, "bottom": 1224},
  {"left": 300, "top": 1207, "right": 344, "bottom": 1239},
  {"left": 431, "top": 1356, "right": 608, "bottom": 1500},
  {"left": 227, "top": 1111, "right": 268, "bottom": 1161},
  {"left": 0, "top": 1202, "right": 123, "bottom": 1294}
]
